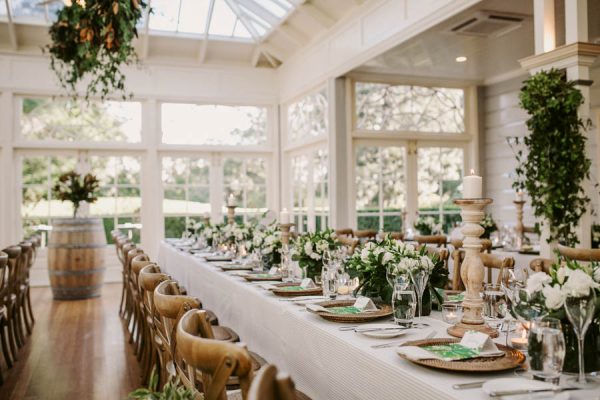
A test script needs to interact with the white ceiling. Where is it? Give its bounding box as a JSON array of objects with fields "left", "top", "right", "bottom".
[{"left": 355, "top": 0, "right": 535, "bottom": 83}]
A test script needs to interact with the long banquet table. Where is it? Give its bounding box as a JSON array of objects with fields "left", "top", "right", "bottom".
[{"left": 158, "top": 242, "right": 597, "bottom": 400}]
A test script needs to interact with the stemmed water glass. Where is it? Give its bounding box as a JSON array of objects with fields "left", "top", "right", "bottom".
[
  {"left": 564, "top": 289, "right": 597, "bottom": 388},
  {"left": 409, "top": 268, "right": 430, "bottom": 328}
]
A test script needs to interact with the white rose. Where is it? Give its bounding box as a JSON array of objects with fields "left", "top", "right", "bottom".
[
  {"left": 563, "top": 269, "right": 600, "bottom": 297},
  {"left": 542, "top": 284, "right": 566, "bottom": 310},
  {"left": 374, "top": 247, "right": 384, "bottom": 256},
  {"left": 310, "top": 252, "right": 321, "bottom": 260},
  {"left": 526, "top": 272, "right": 552, "bottom": 293},
  {"left": 556, "top": 266, "right": 567, "bottom": 284},
  {"left": 593, "top": 267, "right": 600, "bottom": 283},
  {"left": 382, "top": 252, "right": 393, "bottom": 265},
  {"left": 360, "top": 248, "right": 370, "bottom": 262},
  {"left": 304, "top": 242, "right": 313, "bottom": 255}
]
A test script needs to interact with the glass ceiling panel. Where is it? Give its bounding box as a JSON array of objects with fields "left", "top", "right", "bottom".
[{"left": 2, "top": 0, "right": 296, "bottom": 42}]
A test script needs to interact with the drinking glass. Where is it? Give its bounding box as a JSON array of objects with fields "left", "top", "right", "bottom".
[
  {"left": 409, "top": 268, "right": 430, "bottom": 328},
  {"left": 322, "top": 265, "right": 339, "bottom": 300},
  {"left": 528, "top": 317, "right": 565, "bottom": 383},
  {"left": 564, "top": 289, "right": 597, "bottom": 388},
  {"left": 250, "top": 249, "right": 263, "bottom": 272},
  {"left": 392, "top": 283, "right": 416, "bottom": 327},
  {"left": 483, "top": 283, "right": 506, "bottom": 329}
]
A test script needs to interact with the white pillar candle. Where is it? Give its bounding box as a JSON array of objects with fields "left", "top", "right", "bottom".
[
  {"left": 280, "top": 208, "right": 290, "bottom": 224},
  {"left": 227, "top": 193, "right": 235, "bottom": 206},
  {"left": 463, "top": 169, "right": 482, "bottom": 199},
  {"left": 515, "top": 191, "right": 524, "bottom": 202}
]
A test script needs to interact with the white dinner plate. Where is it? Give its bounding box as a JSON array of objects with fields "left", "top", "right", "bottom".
[
  {"left": 482, "top": 378, "right": 570, "bottom": 400},
  {"left": 357, "top": 323, "right": 407, "bottom": 339}
]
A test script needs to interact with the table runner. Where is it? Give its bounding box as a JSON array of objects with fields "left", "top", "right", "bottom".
[{"left": 158, "top": 242, "right": 596, "bottom": 400}]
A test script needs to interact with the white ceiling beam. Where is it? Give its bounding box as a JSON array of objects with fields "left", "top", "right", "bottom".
[
  {"left": 5, "top": 0, "right": 18, "bottom": 51},
  {"left": 251, "top": 45, "right": 262, "bottom": 67},
  {"left": 261, "top": 42, "right": 285, "bottom": 61},
  {"left": 198, "top": 0, "right": 216, "bottom": 64},
  {"left": 261, "top": 47, "right": 279, "bottom": 68},
  {"left": 140, "top": 0, "right": 152, "bottom": 59},
  {"left": 296, "top": 2, "right": 335, "bottom": 29},
  {"left": 275, "top": 24, "right": 306, "bottom": 46},
  {"left": 224, "top": 0, "right": 262, "bottom": 41},
  {"left": 236, "top": 0, "right": 279, "bottom": 26}
]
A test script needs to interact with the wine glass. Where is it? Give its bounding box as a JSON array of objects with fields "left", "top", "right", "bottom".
[
  {"left": 564, "top": 289, "right": 597, "bottom": 388},
  {"left": 409, "top": 268, "right": 430, "bottom": 328},
  {"left": 483, "top": 283, "right": 506, "bottom": 330}
]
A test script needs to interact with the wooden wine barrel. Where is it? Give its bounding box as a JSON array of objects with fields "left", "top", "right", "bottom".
[{"left": 47, "top": 218, "right": 106, "bottom": 300}]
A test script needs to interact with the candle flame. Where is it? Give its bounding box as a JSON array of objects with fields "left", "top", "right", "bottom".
[{"left": 470, "top": 169, "right": 475, "bottom": 175}]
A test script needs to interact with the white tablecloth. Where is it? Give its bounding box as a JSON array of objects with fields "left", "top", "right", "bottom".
[{"left": 158, "top": 242, "right": 596, "bottom": 400}]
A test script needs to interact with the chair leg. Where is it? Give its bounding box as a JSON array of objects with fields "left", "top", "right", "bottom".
[
  {"left": 119, "top": 276, "right": 127, "bottom": 317},
  {"left": 6, "top": 308, "right": 19, "bottom": 362},
  {"left": 25, "top": 286, "right": 35, "bottom": 327},
  {"left": 20, "top": 295, "right": 32, "bottom": 336},
  {"left": 1, "top": 321, "right": 13, "bottom": 368}
]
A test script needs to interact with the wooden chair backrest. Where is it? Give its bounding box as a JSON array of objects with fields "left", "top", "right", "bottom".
[
  {"left": 154, "top": 280, "right": 201, "bottom": 321},
  {"left": 382, "top": 232, "right": 404, "bottom": 241},
  {"left": 334, "top": 228, "right": 353, "bottom": 238},
  {"left": 121, "top": 243, "right": 136, "bottom": 269},
  {"left": 18, "top": 241, "right": 33, "bottom": 280},
  {"left": 450, "top": 239, "right": 492, "bottom": 252},
  {"left": 451, "top": 250, "right": 515, "bottom": 290},
  {"left": 2, "top": 246, "right": 21, "bottom": 289},
  {"left": 131, "top": 253, "right": 152, "bottom": 285},
  {"left": 354, "top": 230, "right": 377, "bottom": 240},
  {"left": 529, "top": 258, "right": 553, "bottom": 274},
  {"left": 139, "top": 264, "right": 169, "bottom": 314},
  {"left": 248, "top": 365, "right": 297, "bottom": 400},
  {"left": 176, "top": 310, "right": 253, "bottom": 400},
  {"left": 557, "top": 244, "right": 600, "bottom": 262},
  {"left": 415, "top": 235, "right": 447, "bottom": 247},
  {"left": 337, "top": 236, "right": 359, "bottom": 255},
  {"left": 116, "top": 236, "right": 131, "bottom": 264},
  {"left": 0, "top": 252, "right": 7, "bottom": 296}
]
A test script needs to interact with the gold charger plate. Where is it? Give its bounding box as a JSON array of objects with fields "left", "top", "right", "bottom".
[
  {"left": 243, "top": 273, "right": 282, "bottom": 282},
  {"left": 308, "top": 299, "right": 392, "bottom": 323},
  {"left": 270, "top": 282, "right": 322, "bottom": 297},
  {"left": 219, "top": 263, "right": 253, "bottom": 271},
  {"left": 397, "top": 338, "right": 525, "bottom": 372}
]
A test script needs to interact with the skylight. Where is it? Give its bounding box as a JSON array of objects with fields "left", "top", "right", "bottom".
[{"left": 0, "top": 0, "right": 297, "bottom": 42}]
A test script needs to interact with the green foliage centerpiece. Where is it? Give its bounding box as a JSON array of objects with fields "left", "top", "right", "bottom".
[
  {"left": 291, "top": 229, "right": 340, "bottom": 280},
  {"left": 524, "top": 260, "right": 600, "bottom": 373},
  {"left": 414, "top": 216, "right": 442, "bottom": 236},
  {"left": 53, "top": 171, "right": 100, "bottom": 218},
  {"left": 46, "top": 0, "right": 148, "bottom": 100},
  {"left": 514, "top": 69, "right": 593, "bottom": 245}
]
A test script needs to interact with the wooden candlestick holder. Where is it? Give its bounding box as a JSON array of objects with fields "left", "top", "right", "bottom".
[
  {"left": 279, "top": 223, "right": 295, "bottom": 246},
  {"left": 513, "top": 200, "right": 526, "bottom": 249},
  {"left": 226, "top": 206, "right": 236, "bottom": 225},
  {"left": 447, "top": 198, "right": 499, "bottom": 338}
]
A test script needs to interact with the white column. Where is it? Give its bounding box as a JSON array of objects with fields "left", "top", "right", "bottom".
[
  {"left": 140, "top": 99, "right": 162, "bottom": 258},
  {"left": 210, "top": 154, "right": 224, "bottom": 224},
  {"left": 405, "top": 141, "right": 418, "bottom": 231},
  {"left": 327, "top": 77, "right": 349, "bottom": 229},
  {"left": 534, "top": 0, "right": 556, "bottom": 54},
  {"left": 565, "top": 0, "right": 588, "bottom": 44},
  {"left": 271, "top": 105, "right": 281, "bottom": 214},
  {"left": 0, "top": 91, "right": 18, "bottom": 245}
]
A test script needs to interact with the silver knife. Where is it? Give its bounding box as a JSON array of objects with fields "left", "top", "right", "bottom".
[
  {"left": 452, "top": 381, "right": 485, "bottom": 389},
  {"left": 489, "top": 387, "right": 579, "bottom": 397}
]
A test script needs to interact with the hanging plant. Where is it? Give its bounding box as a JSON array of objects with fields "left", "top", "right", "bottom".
[
  {"left": 513, "top": 68, "right": 593, "bottom": 246},
  {"left": 46, "top": 0, "right": 148, "bottom": 100}
]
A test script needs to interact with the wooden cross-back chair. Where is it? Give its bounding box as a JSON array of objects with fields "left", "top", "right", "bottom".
[
  {"left": 1, "top": 246, "right": 21, "bottom": 366},
  {"left": 247, "top": 364, "right": 310, "bottom": 400},
  {"left": 415, "top": 235, "right": 447, "bottom": 248},
  {"left": 529, "top": 258, "right": 553, "bottom": 274},
  {"left": 353, "top": 230, "right": 377, "bottom": 243},
  {"left": 334, "top": 228, "right": 353, "bottom": 238},
  {"left": 0, "top": 251, "right": 9, "bottom": 384},
  {"left": 382, "top": 232, "right": 404, "bottom": 241},
  {"left": 557, "top": 244, "right": 600, "bottom": 262},
  {"left": 176, "top": 310, "right": 254, "bottom": 400},
  {"left": 17, "top": 241, "right": 34, "bottom": 337},
  {"left": 337, "top": 236, "right": 359, "bottom": 256},
  {"left": 451, "top": 250, "right": 515, "bottom": 291}
]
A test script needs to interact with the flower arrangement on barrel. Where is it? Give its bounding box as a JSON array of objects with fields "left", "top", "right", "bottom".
[{"left": 53, "top": 171, "right": 100, "bottom": 218}]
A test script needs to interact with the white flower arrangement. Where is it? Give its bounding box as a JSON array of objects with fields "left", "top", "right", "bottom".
[
  {"left": 291, "top": 229, "right": 340, "bottom": 279},
  {"left": 525, "top": 259, "right": 600, "bottom": 311},
  {"left": 414, "top": 216, "right": 443, "bottom": 236}
]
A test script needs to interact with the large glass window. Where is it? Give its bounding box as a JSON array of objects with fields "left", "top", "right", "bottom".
[
  {"left": 89, "top": 156, "right": 142, "bottom": 243},
  {"left": 21, "top": 155, "right": 78, "bottom": 236},
  {"left": 355, "top": 83, "right": 464, "bottom": 134},
  {"left": 287, "top": 88, "right": 328, "bottom": 143},
  {"left": 355, "top": 146, "right": 406, "bottom": 231},
  {"left": 417, "top": 147, "right": 463, "bottom": 232},
  {"left": 290, "top": 149, "right": 329, "bottom": 232},
  {"left": 223, "top": 157, "right": 268, "bottom": 223},
  {"left": 161, "top": 103, "right": 267, "bottom": 146},
  {"left": 20, "top": 98, "right": 142, "bottom": 142},
  {"left": 162, "top": 156, "right": 211, "bottom": 238}
]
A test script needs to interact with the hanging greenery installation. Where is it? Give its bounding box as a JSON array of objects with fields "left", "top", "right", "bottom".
[{"left": 46, "top": 0, "right": 148, "bottom": 100}]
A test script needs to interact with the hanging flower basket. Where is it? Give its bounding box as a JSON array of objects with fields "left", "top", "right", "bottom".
[{"left": 46, "top": 0, "right": 149, "bottom": 100}]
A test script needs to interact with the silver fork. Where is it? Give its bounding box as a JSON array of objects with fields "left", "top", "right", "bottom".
[{"left": 371, "top": 329, "right": 437, "bottom": 349}]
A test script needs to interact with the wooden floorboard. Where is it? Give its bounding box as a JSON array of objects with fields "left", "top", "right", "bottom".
[{"left": 1, "top": 283, "right": 141, "bottom": 400}]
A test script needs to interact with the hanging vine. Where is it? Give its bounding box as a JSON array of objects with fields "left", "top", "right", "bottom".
[
  {"left": 514, "top": 68, "right": 593, "bottom": 246},
  {"left": 46, "top": 0, "right": 148, "bottom": 100}
]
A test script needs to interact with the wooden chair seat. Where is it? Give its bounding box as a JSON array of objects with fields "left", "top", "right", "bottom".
[{"left": 248, "top": 364, "right": 311, "bottom": 400}]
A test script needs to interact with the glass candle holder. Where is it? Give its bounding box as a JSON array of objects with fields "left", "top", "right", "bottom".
[{"left": 441, "top": 303, "right": 463, "bottom": 324}]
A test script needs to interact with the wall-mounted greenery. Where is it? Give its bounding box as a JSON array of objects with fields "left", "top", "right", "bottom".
[
  {"left": 46, "top": 0, "right": 148, "bottom": 100},
  {"left": 514, "top": 69, "right": 593, "bottom": 246}
]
